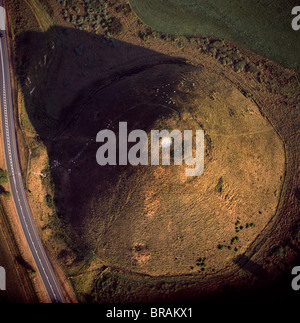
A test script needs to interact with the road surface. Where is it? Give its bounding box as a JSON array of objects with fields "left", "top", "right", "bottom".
[{"left": 0, "top": 2, "right": 65, "bottom": 303}]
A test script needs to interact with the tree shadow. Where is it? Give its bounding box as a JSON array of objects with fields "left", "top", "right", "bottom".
[{"left": 15, "top": 255, "right": 35, "bottom": 273}]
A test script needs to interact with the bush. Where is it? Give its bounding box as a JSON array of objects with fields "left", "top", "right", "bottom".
[
  {"left": 109, "top": 17, "right": 123, "bottom": 35},
  {"left": 3, "top": 191, "right": 11, "bottom": 199},
  {"left": 138, "top": 31, "right": 147, "bottom": 41},
  {"left": 230, "top": 236, "right": 239, "bottom": 244},
  {"left": 45, "top": 194, "right": 55, "bottom": 209},
  {"left": 214, "top": 177, "right": 224, "bottom": 194},
  {"left": 0, "top": 169, "right": 9, "bottom": 185}
]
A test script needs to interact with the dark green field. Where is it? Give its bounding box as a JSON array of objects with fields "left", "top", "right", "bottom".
[{"left": 130, "top": 0, "right": 300, "bottom": 68}]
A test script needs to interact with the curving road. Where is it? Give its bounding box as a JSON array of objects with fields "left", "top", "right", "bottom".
[{"left": 0, "top": 2, "right": 65, "bottom": 303}]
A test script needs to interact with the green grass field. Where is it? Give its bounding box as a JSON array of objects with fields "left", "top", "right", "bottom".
[{"left": 130, "top": 0, "right": 300, "bottom": 68}]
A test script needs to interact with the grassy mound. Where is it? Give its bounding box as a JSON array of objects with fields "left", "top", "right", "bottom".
[{"left": 54, "top": 63, "right": 285, "bottom": 277}]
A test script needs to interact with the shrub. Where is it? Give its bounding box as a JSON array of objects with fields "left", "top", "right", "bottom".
[
  {"left": 94, "top": 23, "right": 100, "bottom": 31},
  {"left": 108, "top": 17, "right": 123, "bottom": 35},
  {"left": 0, "top": 169, "right": 9, "bottom": 185},
  {"left": 45, "top": 194, "right": 55, "bottom": 208},
  {"left": 230, "top": 236, "right": 239, "bottom": 244},
  {"left": 3, "top": 191, "right": 11, "bottom": 199},
  {"left": 214, "top": 177, "right": 224, "bottom": 194}
]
